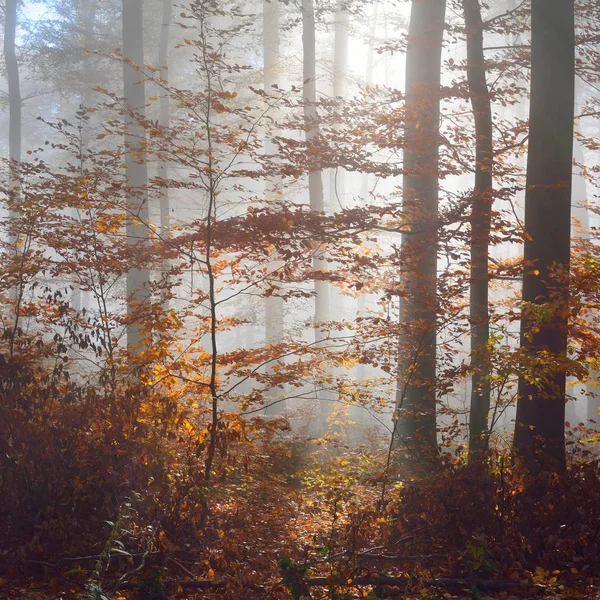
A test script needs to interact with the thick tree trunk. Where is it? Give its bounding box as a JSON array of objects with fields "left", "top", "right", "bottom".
[
  {"left": 513, "top": 0, "right": 574, "bottom": 471},
  {"left": 264, "top": 0, "right": 285, "bottom": 416},
  {"left": 302, "top": 0, "right": 329, "bottom": 428},
  {"left": 395, "top": 0, "right": 445, "bottom": 459},
  {"left": 123, "top": 0, "right": 151, "bottom": 353},
  {"left": 463, "top": 0, "right": 493, "bottom": 455}
]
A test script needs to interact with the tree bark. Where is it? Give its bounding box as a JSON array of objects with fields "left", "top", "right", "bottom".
[
  {"left": 4, "top": 0, "right": 21, "bottom": 173},
  {"left": 463, "top": 0, "right": 493, "bottom": 455},
  {"left": 569, "top": 132, "right": 592, "bottom": 427},
  {"left": 513, "top": 0, "right": 574, "bottom": 471},
  {"left": 395, "top": 0, "right": 446, "bottom": 459},
  {"left": 72, "top": 0, "right": 99, "bottom": 313},
  {"left": 264, "top": 0, "right": 285, "bottom": 416},
  {"left": 4, "top": 0, "right": 22, "bottom": 322},
  {"left": 123, "top": 0, "right": 151, "bottom": 354},
  {"left": 302, "top": 0, "right": 329, "bottom": 429},
  {"left": 157, "top": 0, "right": 172, "bottom": 310},
  {"left": 328, "top": 0, "right": 349, "bottom": 209},
  {"left": 359, "top": 1, "right": 378, "bottom": 204}
]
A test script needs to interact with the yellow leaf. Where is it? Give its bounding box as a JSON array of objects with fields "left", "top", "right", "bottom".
[{"left": 148, "top": 96, "right": 158, "bottom": 101}]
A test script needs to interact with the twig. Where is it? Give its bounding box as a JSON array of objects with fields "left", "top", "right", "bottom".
[
  {"left": 166, "top": 557, "right": 195, "bottom": 578},
  {"left": 115, "top": 575, "right": 533, "bottom": 591}
]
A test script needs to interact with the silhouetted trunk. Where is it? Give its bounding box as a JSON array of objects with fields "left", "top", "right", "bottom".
[
  {"left": 264, "top": 0, "right": 285, "bottom": 416},
  {"left": 395, "top": 0, "right": 445, "bottom": 459},
  {"left": 123, "top": 0, "right": 151, "bottom": 353},
  {"left": 513, "top": 0, "right": 574, "bottom": 472},
  {"left": 463, "top": 0, "right": 493, "bottom": 455},
  {"left": 302, "top": 0, "right": 329, "bottom": 428}
]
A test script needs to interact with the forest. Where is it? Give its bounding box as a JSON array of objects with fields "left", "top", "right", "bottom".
[{"left": 2, "top": 0, "right": 600, "bottom": 598}]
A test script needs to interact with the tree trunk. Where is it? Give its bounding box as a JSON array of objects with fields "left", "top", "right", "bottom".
[
  {"left": 157, "top": 0, "right": 172, "bottom": 309},
  {"left": 568, "top": 132, "right": 590, "bottom": 427},
  {"left": 571, "top": 134, "right": 600, "bottom": 428},
  {"left": 302, "top": 0, "right": 329, "bottom": 429},
  {"left": 513, "top": 0, "right": 574, "bottom": 472},
  {"left": 123, "top": 0, "right": 151, "bottom": 354},
  {"left": 4, "top": 0, "right": 21, "bottom": 319},
  {"left": 463, "top": 0, "right": 493, "bottom": 455},
  {"left": 72, "top": 0, "right": 99, "bottom": 313},
  {"left": 4, "top": 0, "right": 21, "bottom": 174},
  {"left": 264, "top": 0, "right": 285, "bottom": 416},
  {"left": 395, "top": 0, "right": 446, "bottom": 459},
  {"left": 328, "top": 0, "right": 349, "bottom": 209},
  {"left": 359, "top": 1, "right": 378, "bottom": 203}
]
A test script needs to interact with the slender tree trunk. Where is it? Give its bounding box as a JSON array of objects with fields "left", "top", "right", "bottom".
[
  {"left": 328, "top": 0, "right": 349, "bottom": 208},
  {"left": 157, "top": 0, "right": 172, "bottom": 309},
  {"left": 302, "top": 0, "right": 328, "bottom": 428},
  {"left": 264, "top": 0, "right": 285, "bottom": 416},
  {"left": 395, "top": 0, "right": 445, "bottom": 459},
  {"left": 572, "top": 91, "right": 600, "bottom": 429},
  {"left": 365, "top": 2, "right": 377, "bottom": 87},
  {"left": 568, "top": 131, "right": 588, "bottom": 427},
  {"left": 4, "top": 0, "right": 21, "bottom": 176},
  {"left": 463, "top": 0, "right": 493, "bottom": 455},
  {"left": 513, "top": 0, "right": 574, "bottom": 472},
  {"left": 359, "top": 1, "right": 378, "bottom": 206},
  {"left": 4, "top": 0, "right": 22, "bottom": 319},
  {"left": 72, "top": 0, "right": 99, "bottom": 313},
  {"left": 571, "top": 133, "right": 600, "bottom": 428},
  {"left": 123, "top": 0, "right": 151, "bottom": 354}
]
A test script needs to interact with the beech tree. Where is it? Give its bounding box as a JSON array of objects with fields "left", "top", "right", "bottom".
[
  {"left": 263, "top": 0, "right": 285, "bottom": 416},
  {"left": 463, "top": 0, "right": 494, "bottom": 454},
  {"left": 328, "top": 0, "right": 349, "bottom": 207},
  {"left": 4, "top": 0, "right": 21, "bottom": 183},
  {"left": 157, "top": 0, "right": 172, "bottom": 296},
  {"left": 302, "top": 0, "right": 329, "bottom": 427},
  {"left": 5, "top": 1, "right": 600, "bottom": 596},
  {"left": 4, "top": 0, "right": 21, "bottom": 322},
  {"left": 513, "top": 0, "right": 575, "bottom": 471},
  {"left": 395, "top": 0, "right": 446, "bottom": 458},
  {"left": 122, "top": 0, "right": 151, "bottom": 354}
]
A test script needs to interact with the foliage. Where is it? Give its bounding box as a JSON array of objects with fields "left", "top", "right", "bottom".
[
  {"left": 3, "top": 0, "right": 600, "bottom": 598},
  {"left": 388, "top": 453, "right": 600, "bottom": 580}
]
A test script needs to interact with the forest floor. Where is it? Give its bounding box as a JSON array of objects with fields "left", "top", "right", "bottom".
[{"left": 3, "top": 445, "right": 600, "bottom": 600}]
